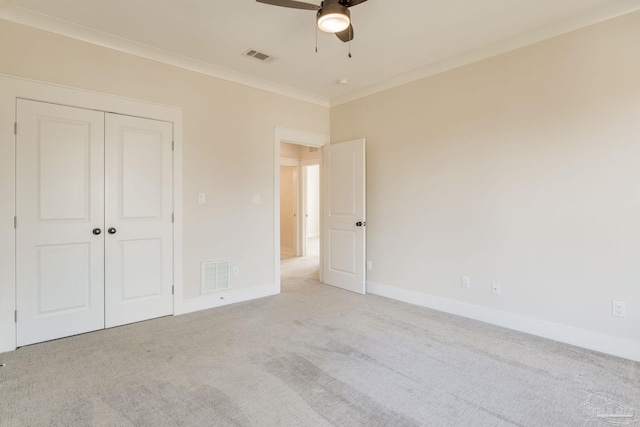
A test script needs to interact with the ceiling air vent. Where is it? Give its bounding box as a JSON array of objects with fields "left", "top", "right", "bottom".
[
  {"left": 308, "top": 147, "right": 319, "bottom": 153},
  {"left": 243, "top": 49, "right": 276, "bottom": 63}
]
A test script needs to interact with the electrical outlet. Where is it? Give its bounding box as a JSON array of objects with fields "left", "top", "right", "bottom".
[
  {"left": 491, "top": 281, "right": 501, "bottom": 296},
  {"left": 232, "top": 267, "right": 239, "bottom": 277},
  {"left": 461, "top": 276, "right": 470, "bottom": 289},
  {"left": 198, "top": 193, "right": 206, "bottom": 204},
  {"left": 612, "top": 301, "right": 626, "bottom": 318},
  {"left": 366, "top": 260, "right": 373, "bottom": 271}
]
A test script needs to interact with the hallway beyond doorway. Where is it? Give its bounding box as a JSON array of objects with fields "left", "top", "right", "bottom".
[{"left": 281, "top": 237, "right": 319, "bottom": 282}]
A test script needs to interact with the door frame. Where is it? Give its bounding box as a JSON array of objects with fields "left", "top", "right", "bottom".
[
  {"left": 273, "top": 127, "right": 330, "bottom": 292},
  {"left": 0, "top": 74, "right": 184, "bottom": 352}
]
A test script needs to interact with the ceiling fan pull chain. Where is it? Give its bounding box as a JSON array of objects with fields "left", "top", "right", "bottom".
[
  {"left": 315, "top": 24, "right": 318, "bottom": 53},
  {"left": 348, "top": 23, "right": 352, "bottom": 57}
]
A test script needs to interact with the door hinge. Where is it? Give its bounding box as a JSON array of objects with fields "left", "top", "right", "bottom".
[
  {"left": 171, "top": 213, "right": 174, "bottom": 223},
  {"left": 172, "top": 285, "right": 174, "bottom": 295},
  {"left": 13, "top": 216, "right": 17, "bottom": 229},
  {"left": 14, "top": 122, "right": 17, "bottom": 135},
  {"left": 14, "top": 310, "right": 17, "bottom": 323},
  {"left": 172, "top": 140, "right": 174, "bottom": 151}
]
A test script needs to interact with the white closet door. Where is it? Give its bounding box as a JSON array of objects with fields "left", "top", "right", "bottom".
[
  {"left": 16, "top": 100, "right": 105, "bottom": 346},
  {"left": 104, "top": 113, "right": 173, "bottom": 327}
]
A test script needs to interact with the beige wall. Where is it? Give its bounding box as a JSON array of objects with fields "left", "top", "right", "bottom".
[
  {"left": 3, "top": 10, "right": 639, "bottom": 357},
  {"left": 331, "top": 11, "right": 640, "bottom": 345},
  {"left": 0, "top": 20, "right": 329, "bottom": 302}
]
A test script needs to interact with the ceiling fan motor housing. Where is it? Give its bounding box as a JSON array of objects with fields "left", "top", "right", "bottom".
[{"left": 317, "top": 1, "right": 351, "bottom": 33}]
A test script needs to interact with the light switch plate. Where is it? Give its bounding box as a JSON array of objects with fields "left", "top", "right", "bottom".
[{"left": 461, "top": 276, "right": 470, "bottom": 289}]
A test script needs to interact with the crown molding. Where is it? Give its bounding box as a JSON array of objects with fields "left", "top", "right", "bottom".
[
  {"left": 2, "top": 1, "right": 639, "bottom": 109},
  {"left": 0, "top": 5, "right": 330, "bottom": 108},
  {"left": 330, "top": 0, "right": 640, "bottom": 106}
]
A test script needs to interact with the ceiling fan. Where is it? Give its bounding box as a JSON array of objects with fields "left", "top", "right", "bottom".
[{"left": 256, "top": 0, "right": 368, "bottom": 42}]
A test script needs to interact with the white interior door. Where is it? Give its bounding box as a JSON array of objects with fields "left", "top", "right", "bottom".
[
  {"left": 104, "top": 113, "right": 174, "bottom": 328},
  {"left": 322, "top": 138, "right": 366, "bottom": 294},
  {"left": 16, "top": 100, "right": 105, "bottom": 346}
]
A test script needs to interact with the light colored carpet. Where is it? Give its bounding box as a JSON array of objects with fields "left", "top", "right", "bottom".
[{"left": 0, "top": 256, "right": 638, "bottom": 426}]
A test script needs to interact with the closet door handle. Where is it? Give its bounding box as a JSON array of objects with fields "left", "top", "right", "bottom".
[
  {"left": 107, "top": 227, "right": 117, "bottom": 235},
  {"left": 92, "top": 228, "right": 102, "bottom": 235}
]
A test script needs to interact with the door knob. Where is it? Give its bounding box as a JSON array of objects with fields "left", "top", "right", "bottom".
[
  {"left": 92, "top": 228, "right": 101, "bottom": 235},
  {"left": 107, "top": 227, "right": 117, "bottom": 235},
  {"left": 356, "top": 221, "right": 363, "bottom": 227}
]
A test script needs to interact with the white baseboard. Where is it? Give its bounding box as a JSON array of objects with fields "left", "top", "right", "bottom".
[
  {"left": 366, "top": 281, "right": 640, "bottom": 362},
  {"left": 175, "top": 284, "right": 279, "bottom": 315}
]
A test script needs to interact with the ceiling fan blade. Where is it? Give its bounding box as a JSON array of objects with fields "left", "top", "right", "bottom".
[
  {"left": 339, "top": 0, "right": 368, "bottom": 7},
  {"left": 256, "top": 0, "right": 320, "bottom": 10},
  {"left": 335, "top": 24, "right": 354, "bottom": 42}
]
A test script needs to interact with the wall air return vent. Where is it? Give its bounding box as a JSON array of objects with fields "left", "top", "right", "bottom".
[
  {"left": 201, "top": 260, "right": 231, "bottom": 293},
  {"left": 242, "top": 49, "right": 276, "bottom": 63}
]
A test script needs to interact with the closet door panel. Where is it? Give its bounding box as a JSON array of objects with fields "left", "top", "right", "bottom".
[
  {"left": 16, "top": 100, "right": 105, "bottom": 346},
  {"left": 105, "top": 113, "right": 173, "bottom": 327}
]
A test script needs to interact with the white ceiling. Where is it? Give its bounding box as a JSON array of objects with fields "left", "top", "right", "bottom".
[{"left": 1, "top": 0, "right": 640, "bottom": 106}]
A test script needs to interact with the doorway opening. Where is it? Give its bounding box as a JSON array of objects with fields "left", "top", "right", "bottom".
[{"left": 280, "top": 142, "right": 321, "bottom": 283}]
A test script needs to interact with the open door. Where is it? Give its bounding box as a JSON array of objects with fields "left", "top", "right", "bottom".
[{"left": 322, "top": 138, "right": 366, "bottom": 294}]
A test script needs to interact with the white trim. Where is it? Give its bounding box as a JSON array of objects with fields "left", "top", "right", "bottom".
[
  {"left": 367, "top": 281, "right": 640, "bottom": 362},
  {"left": 330, "top": 0, "right": 640, "bottom": 106},
  {"left": 0, "top": 5, "right": 329, "bottom": 108},
  {"left": 0, "top": 74, "right": 183, "bottom": 353},
  {"left": 273, "top": 127, "right": 330, "bottom": 293},
  {"left": 276, "top": 127, "right": 331, "bottom": 148},
  {"left": 176, "top": 284, "right": 278, "bottom": 315}
]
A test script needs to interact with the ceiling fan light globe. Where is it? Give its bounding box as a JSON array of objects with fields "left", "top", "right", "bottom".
[
  {"left": 316, "top": 4, "right": 351, "bottom": 33},
  {"left": 317, "top": 12, "right": 350, "bottom": 32}
]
